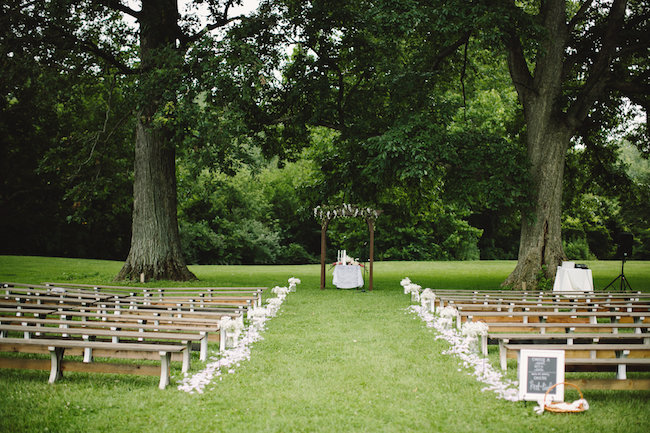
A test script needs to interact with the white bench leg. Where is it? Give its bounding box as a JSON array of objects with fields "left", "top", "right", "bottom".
[
  {"left": 159, "top": 351, "right": 171, "bottom": 390},
  {"left": 499, "top": 340, "right": 508, "bottom": 371},
  {"left": 481, "top": 335, "right": 488, "bottom": 356},
  {"left": 200, "top": 333, "right": 208, "bottom": 361},
  {"left": 48, "top": 346, "right": 64, "bottom": 383},
  {"left": 617, "top": 363, "right": 627, "bottom": 380},
  {"left": 182, "top": 343, "right": 190, "bottom": 373}
]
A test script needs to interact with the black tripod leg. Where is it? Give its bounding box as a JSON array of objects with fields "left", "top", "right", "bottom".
[{"left": 603, "top": 274, "right": 622, "bottom": 291}]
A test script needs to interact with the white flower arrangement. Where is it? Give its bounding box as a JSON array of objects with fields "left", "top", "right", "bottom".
[
  {"left": 249, "top": 307, "right": 267, "bottom": 319},
  {"left": 461, "top": 321, "right": 489, "bottom": 354},
  {"left": 220, "top": 315, "right": 244, "bottom": 333},
  {"left": 439, "top": 306, "right": 458, "bottom": 318},
  {"left": 288, "top": 277, "right": 301, "bottom": 292},
  {"left": 271, "top": 286, "right": 290, "bottom": 298},
  {"left": 437, "top": 306, "right": 458, "bottom": 329},
  {"left": 220, "top": 315, "right": 245, "bottom": 351},
  {"left": 461, "top": 321, "right": 489, "bottom": 338},
  {"left": 405, "top": 283, "right": 421, "bottom": 302},
  {"left": 314, "top": 203, "right": 381, "bottom": 222},
  {"left": 266, "top": 297, "right": 283, "bottom": 315},
  {"left": 400, "top": 277, "right": 412, "bottom": 293},
  {"left": 420, "top": 288, "right": 436, "bottom": 313}
]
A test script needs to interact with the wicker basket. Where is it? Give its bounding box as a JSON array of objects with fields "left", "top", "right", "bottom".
[{"left": 544, "top": 382, "right": 587, "bottom": 413}]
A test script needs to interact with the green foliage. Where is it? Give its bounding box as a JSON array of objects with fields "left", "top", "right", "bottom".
[
  {"left": 177, "top": 158, "right": 319, "bottom": 265},
  {"left": 0, "top": 10, "right": 135, "bottom": 259},
  {"left": 563, "top": 238, "right": 595, "bottom": 261}
]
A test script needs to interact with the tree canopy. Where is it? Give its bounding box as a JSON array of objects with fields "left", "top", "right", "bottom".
[{"left": 1, "top": 0, "right": 647, "bottom": 286}]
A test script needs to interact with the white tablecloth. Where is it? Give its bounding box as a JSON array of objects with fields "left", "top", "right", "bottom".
[
  {"left": 332, "top": 265, "right": 364, "bottom": 289},
  {"left": 552, "top": 267, "right": 594, "bottom": 293}
]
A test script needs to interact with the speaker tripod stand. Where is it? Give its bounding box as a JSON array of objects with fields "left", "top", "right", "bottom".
[{"left": 603, "top": 253, "right": 633, "bottom": 291}]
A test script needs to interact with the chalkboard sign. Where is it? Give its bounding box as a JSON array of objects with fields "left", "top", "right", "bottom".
[{"left": 518, "top": 349, "right": 565, "bottom": 402}]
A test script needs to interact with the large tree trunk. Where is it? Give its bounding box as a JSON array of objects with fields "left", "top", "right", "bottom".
[
  {"left": 503, "top": 124, "right": 571, "bottom": 289},
  {"left": 501, "top": 0, "right": 573, "bottom": 289},
  {"left": 116, "top": 0, "right": 196, "bottom": 281}
]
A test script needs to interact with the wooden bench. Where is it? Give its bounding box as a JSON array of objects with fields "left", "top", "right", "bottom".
[
  {"left": 433, "top": 290, "right": 650, "bottom": 312},
  {"left": 0, "top": 337, "right": 186, "bottom": 389},
  {"left": 480, "top": 321, "right": 650, "bottom": 334},
  {"left": 0, "top": 323, "right": 202, "bottom": 369},
  {"left": 1, "top": 287, "right": 249, "bottom": 316},
  {"left": 501, "top": 343, "right": 650, "bottom": 379},
  {"left": 1, "top": 292, "right": 105, "bottom": 309},
  {"left": 94, "top": 296, "right": 251, "bottom": 316},
  {"left": 484, "top": 332, "right": 650, "bottom": 357},
  {"left": 41, "top": 282, "right": 267, "bottom": 306},
  {"left": 458, "top": 310, "right": 648, "bottom": 329},
  {"left": 60, "top": 304, "right": 240, "bottom": 322},
  {"left": 446, "top": 301, "right": 650, "bottom": 314},
  {"left": 0, "top": 315, "right": 218, "bottom": 360}
]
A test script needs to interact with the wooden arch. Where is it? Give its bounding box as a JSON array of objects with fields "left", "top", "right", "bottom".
[{"left": 314, "top": 204, "right": 382, "bottom": 291}]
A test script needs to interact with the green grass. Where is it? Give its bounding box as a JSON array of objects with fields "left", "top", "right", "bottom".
[{"left": 0, "top": 256, "right": 649, "bottom": 432}]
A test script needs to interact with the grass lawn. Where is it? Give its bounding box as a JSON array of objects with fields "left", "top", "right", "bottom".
[{"left": 0, "top": 256, "right": 649, "bottom": 432}]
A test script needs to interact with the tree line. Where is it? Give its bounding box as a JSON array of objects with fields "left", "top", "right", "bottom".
[{"left": 1, "top": 1, "right": 648, "bottom": 287}]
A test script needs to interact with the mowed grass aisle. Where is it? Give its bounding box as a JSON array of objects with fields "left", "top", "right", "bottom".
[{"left": 0, "top": 256, "right": 649, "bottom": 432}]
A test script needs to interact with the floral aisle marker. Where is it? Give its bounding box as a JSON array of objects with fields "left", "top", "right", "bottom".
[
  {"left": 177, "top": 277, "right": 301, "bottom": 394},
  {"left": 420, "top": 288, "right": 436, "bottom": 313},
  {"left": 404, "top": 278, "right": 519, "bottom": 402}
]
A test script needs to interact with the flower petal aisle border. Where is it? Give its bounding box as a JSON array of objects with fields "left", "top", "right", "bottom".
[
  {"left": 177, "top": 278, "right": 301, "bottom": 394},
  {"left": 402, "top": 278, "right": 520, "bottom": 402}
]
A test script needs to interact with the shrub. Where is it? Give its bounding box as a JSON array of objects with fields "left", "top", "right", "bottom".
[{"left": 563, "top": 238, "right": 595, "bottom": 261}]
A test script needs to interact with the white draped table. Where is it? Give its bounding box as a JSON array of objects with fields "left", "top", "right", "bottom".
[
  {"left": 332, "top": 264, "right": 364, "bottom": 289},
  {"left": 552, "top": 265, "right": 594, "bottom": 293}
]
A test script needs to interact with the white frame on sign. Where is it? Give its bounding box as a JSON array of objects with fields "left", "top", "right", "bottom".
[{"left": 518, "top": 349, "right": 565, "bottom": 402}]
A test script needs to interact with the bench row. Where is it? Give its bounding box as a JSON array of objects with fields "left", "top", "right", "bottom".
[{"left": 0, "top": 284, "right": 266, "bottom": 388}]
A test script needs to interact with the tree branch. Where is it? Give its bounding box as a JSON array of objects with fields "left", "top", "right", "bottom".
[
  {"left": 567, "top": 0, "right": 594, "bottom": 32},
  {"left": 182, "top": 15, "right": 249, "bottom": 47},
  {"left": 607, "top": 80, "right": 650, "bottom": 98},
  {"left": 75, "top": 36, "right": 138, "bottom": 75},
  {"left": 97, "top": 0, "right": 141, "bottom": 20},
  {"left": 429, "top": 31, "right": 471, "bottom": 72},
  {"left": 503, "top": 32, "right": 534, "bottom": 103},
  {"left": 566, "top": 0, "right": 627, "bottom": 126}
]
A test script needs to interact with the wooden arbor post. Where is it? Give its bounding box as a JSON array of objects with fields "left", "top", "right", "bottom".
[
  {"left": 367, "top": 217, "right": 375, "bottom": 292},
  {"left": 320, "top": 219, "right": 329, "bottom": 290},
  {"left": 315, "top": 204, "right": 381, "bottom": 291}
]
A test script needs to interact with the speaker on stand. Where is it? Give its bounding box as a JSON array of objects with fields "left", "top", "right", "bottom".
[{"left": 604, "top": 232, "right": 634, "bottom": 291}]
